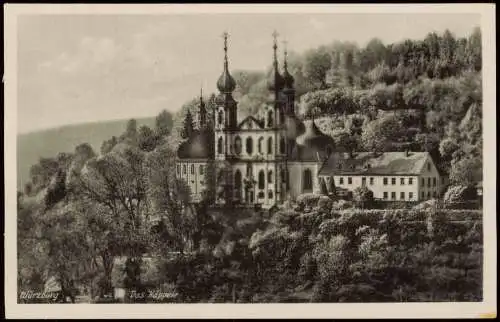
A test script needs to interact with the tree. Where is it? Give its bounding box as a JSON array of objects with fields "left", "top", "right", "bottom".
[
  {"left": 181, "top": 110, "right": 195, "bottom": 139},
  {"left": 155, "top": 110, "right": 173, "bottom": 137},
  {"left": 303, "top": 46, "right": 332, "bottom": 90},
  {"left": 138, "top": 125, "right": 159, "bottom": 152},
  {"left": 361, "top": 114, "right": 403, "bottom": 152},
  {"left": 121, "top": 119, "right": 138, "bottom": 145},
  {"left": 352, "top": 186, "right": 374, "bottom": 208},
  {"left": 101, "top": 136, "right": 118, "bottom": 155}
]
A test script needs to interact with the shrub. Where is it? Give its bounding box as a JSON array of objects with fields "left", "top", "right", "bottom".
[{"left": 296, "top": 193, "right": 322, "bottom": 209}]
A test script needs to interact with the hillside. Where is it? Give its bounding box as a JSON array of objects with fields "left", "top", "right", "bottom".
[{"left": 17, "top": 117, "right": 156, "bottom": 189}]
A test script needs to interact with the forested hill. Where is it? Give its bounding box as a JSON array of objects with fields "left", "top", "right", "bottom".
[{"left": 176, "top": 27, "right": 482, "bottom": 186}]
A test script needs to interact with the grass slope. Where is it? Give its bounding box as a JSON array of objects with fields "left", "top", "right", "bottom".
[{"left": 17, "top": 117, "right": 156, "bottom": 189}]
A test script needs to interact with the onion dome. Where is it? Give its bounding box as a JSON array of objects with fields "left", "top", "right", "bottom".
[
  {"left": 295, "top": 118, "right": 335, "bottom": 161},
  {"left": 217, "top": 32, "right": 236, "bottom": 94},
  {"left": 267, "top": 31, "right": 285, "bottom": 92}
]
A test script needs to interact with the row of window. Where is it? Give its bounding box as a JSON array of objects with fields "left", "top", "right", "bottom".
[
  {"left": 217, "top": 110, "right": 283, "bottom": 128},
  {"left": 177, "top": 164, "right": 205, "bottom": 176},
  {"left": 217, "top": 136, "right": 286, "bottom": 155},
  {"left": 335, "top": 176, "right": 438, "bottom": 187},
  {"left": 382, "top": 190, "right": 437, "bottom": 200}
]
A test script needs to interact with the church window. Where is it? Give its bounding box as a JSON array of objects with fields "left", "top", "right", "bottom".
[
  {"left": 280, "top": 137, "right": 286, "bottom": 154},
  {"left": 267, "top": 137, "right": 273, "bottom": 154},
  {"left": 303, "top": 169, "right": 313, "bottom": 191},
  {"left": 268, "top": 190, "right": 273, "bottom": 199},
  {"left": 199, "top": 165, "right": 204, "bottom": 175},
  {"left": 177, "top": 165, "right": 181, "bottom": 175},
  {"left": 258, "top": 137, "right": 264, "bottom": 154},
  {"left": 218, "top": 110, "right": 223, "bottom": 126},
  {"left": 182, "top": 165, "right": 186, "bottom": 175},
  {"left": 246, "top": 137, "right": 253, "bottom": 155},
  {"left": 234, "top": 136, "right": 242, "bottom": 155},
  {"left": 267, "top": 110, "right": 274, "bottom": 127},
  {"left": 268, "top": 170, "right": 273, "bottom": 183},
  {"left": 217, "top": 137, "right": 224, "bottom": 154},
  {"left": 191, "top": 165, "right": 195, "bottom": 174},
  {"left": 258, "top": 170, "right": 265, "bottom": 189}
]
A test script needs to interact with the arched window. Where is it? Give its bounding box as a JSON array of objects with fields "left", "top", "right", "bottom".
[
  {"left": 268, "top": 170, "right": 273, "bottom": 183},
  {"left": 234, "top": 170, "right": 242, "bottom": 199},
  {"left": 182, "top": 164, "right": 187, "bottom": 175},
  {"left": 234, "top": 136, "right": 242, "bottom": 155},
  {"left": 280, "top": 137, "right": 286, "bottom": 154},
  {"left": 258, "top": 170, "right": 265, "bottom": 189},
  {"left": 258, "top": 137, "right": 264, "bottom": 154},
  {"left": 246, "top": 137, "right": 253, "bottom": 155},
  {"left": 267, "top": 137, "right": 273, "bottom": 154},
  {"left": 218, "top": 110, "right": 223, "bottom": 126},
  {"left": 217, "top": 137, "right": 224, "bottom": 154},
  {"left": 267, "top": 110, "right": 274, "bottom": 127},
  {"left": 303, "top": 169, "right": 313, "bottom": 191},
  {"left": 199, "top": 165, "right": 204, "bottom": 175},
  {"left": 279, "top": 109, "right": 284, "bottom": 124},
  {"left": 191, "top": 164, "right": 195, "bottom": 174}
]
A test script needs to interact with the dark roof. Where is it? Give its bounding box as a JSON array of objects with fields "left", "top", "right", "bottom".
[
  {"left": 318, "top": 151, "right": 431, "bottom": 176},
  {"left": 177, "top": 128, "right": 214, "bottom": 160}
]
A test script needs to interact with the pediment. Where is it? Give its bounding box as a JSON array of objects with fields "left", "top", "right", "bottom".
[{"left": 238, "top": 116, "right": 264, "bottom": 130}]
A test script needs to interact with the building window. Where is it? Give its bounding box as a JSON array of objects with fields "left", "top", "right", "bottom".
[
  {"left": 339, "top": 177, "right": 344, "bottom": 185},
  {"left": 391, "top": 178, "right": 396, "bottom": 185},
  {"left": 267, "top": 137, "right": 273, "bottom": 154},
  {"left": 433, "top": 177, "right": 437, "bottom": 187},
  {"left": 362, "top": 177, "right": 366, "bottom": 186},
  {"left": 268, "top": 190, "right": 273, "bottom": 199},
  {"left": 369, "top": 177, "right": 374, "bottom": 185},
  {"left": 258, "top": 191, "right": 264, "bottom": 199},
  {"left": 246, "top": 137, "right": 253, "bottom": 155},
  {"left": 218, "top": 110, "right": 223, "bottom": 125},
  {"left": 383, "top": 192, "right": 388, "bottom": 200},
  {"left": 199, "top": 165, "right": 204, "bottom": 175},
  {"left": 383, "top": 177, "right": 388, "bottom": 185},
  {"left": 348, "top": 177, "right": 352, "bottom": 185},
  {"left": 268, "top": 170, "right": 273, "bottom": 183},
  {"left": 217, "top": 137, "right": 224, "bottom": 154},
  {"left": 234, "top": 136, "right": 242, "bottom": 155},
  {"left": 182, "top": 165, "right": 187, "bottom": 174},
  {"left": 422, "top": 178, "right": 425, "bottom": 186},
  {"left": 191, "top": 164, "right": 195, "bottom": 174},
  {"left": 427, "top": 177, "right": 431, "bottom": 188},
  {"left": 400, "top": 192, "right": 405, "bottom": 200},
  {"left": 177, "top": 165, "right": 181, "bottom": 175},
  {"left": 303, "top": 169, "right": 313, "bottom": 191},
  {"left": 427, "top": 191, "right": 431, "bottom": 199},
  {"left": 409, "top": 178, "right": 413, "bottom": 185},
  {"left": 258, "top": 170, "right": 265, "bottom": 189},
  {"left": 267, "top": 110, "right": 274, "bottom": 127},
  {"left": 258, "top": 137, "right": 263, "bottom": 154},
  {"left": 280, "top": 137, "right": 286, "bottom": 154},
  {"left": 400, "top": 178, "right": 405, "bottom": 185},
  {"left": 433, "top": 191, "right": 437, "bottom": 198},
  {"left": 409, "top": 192, "right": 413, "bottom": 200},
  {"left": 391, "top": 192, "right": 396, "bottom": 200},
  {"left": 421, "top": 191, "right": 425, "bottom": 199}
]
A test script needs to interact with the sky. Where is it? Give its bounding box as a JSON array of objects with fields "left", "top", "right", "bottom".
[{"left": 17, "top": 13, "right": 480, "bottom": 134}]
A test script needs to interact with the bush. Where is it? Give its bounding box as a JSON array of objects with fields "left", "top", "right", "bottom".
[{"left": 296, "top": 193, "right": 322, "bottom": 209}]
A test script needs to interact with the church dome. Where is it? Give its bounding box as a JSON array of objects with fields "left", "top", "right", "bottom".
[
  {"left": 177, "top": 128, "right": 214, "bottom": 159},
  {"left": 217, "top": 69, "right": 236, "bottom": 93},
  {"left": 295, "top": 119, "right": 334, "bottom": 161}
]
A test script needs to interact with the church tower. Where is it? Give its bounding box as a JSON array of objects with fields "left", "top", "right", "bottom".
[
  {"left": 198, "top": 87, "right": 207, "bottom": 129},
  {"left": 214, "top": 31, "right": 237, "bottom": 161}
]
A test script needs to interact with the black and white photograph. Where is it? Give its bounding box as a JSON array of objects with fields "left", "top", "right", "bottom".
[{"left": 4, "top": 3, "right": 496, "bottom": 319}]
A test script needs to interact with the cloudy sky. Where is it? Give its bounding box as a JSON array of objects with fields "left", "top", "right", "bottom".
[{"left": 17, "top": 12, "right": 480, "bottom": 134}]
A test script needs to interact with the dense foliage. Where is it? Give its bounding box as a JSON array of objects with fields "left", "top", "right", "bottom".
[{"left": 18, "top": 28, "right": 483, "bottom": 303}]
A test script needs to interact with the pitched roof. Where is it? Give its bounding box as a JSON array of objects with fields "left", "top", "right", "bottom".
[
  {"left": 318, "top": 151, "right": 431, "bottom": 176},
  {"left": 238, "top": 116, "right": 264, "bottom": 129}
]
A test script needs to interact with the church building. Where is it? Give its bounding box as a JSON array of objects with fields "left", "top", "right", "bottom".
[{"left": 176, "top": 32, "right": 334, "bottom": 207}]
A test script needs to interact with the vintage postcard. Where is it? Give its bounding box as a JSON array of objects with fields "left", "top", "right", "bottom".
[{"left": 4, "top": 3, "right": 497, "bottom": 319}]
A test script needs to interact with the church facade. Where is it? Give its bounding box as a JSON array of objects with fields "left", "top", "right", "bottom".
[{"left": 176, "top": 33, "right": 335, "bottom": 207}]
